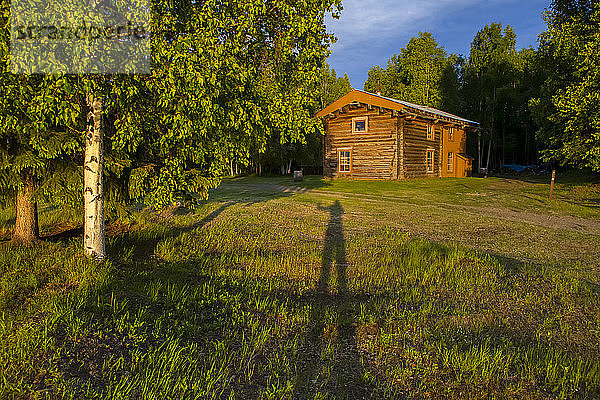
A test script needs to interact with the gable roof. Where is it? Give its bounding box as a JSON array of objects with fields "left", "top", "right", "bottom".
[{"left": 315, "top": 89, "right": 479, "bottom": 127}]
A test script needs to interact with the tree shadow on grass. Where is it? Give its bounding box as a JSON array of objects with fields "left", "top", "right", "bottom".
[
  {"left": 105, "top": 178, "right": 319, "bottom": 262},
  {"left": 36, "top": 186, "right": 307, "bottom": 397},
  {"left": 43, "top": 226, "right": 84, "bottom": 242}
]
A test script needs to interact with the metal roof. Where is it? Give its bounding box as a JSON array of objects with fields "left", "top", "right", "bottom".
[{"left": 353, "top": 89, "right": 480, "bottom": 126}]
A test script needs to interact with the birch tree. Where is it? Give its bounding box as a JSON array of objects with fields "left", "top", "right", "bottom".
[
  {"left": 364, "top": 32, "right": 452, "bottom": 109},
  {"left": 320, "top": 64, "right": 352, "bottom": 107},
  {"left": 3, "top": 0, "right": 342, "bottom": 255},
  {"left": 461, "top": 23, "right": 518, "bottom": 170},
  {"left": 83, "top": 95, "right": 105, "bottom": 258}
]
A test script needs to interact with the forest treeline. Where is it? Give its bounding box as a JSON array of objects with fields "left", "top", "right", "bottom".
[
  {"left": 313, "top": 1, "right": 600, "bottom": 176},
  {"left": 359, "top": 0, "right": 599, "bottom": 173},
  {"left": 0, "top": 0, "right": 598, "bottom": 251},
  {"left": 362, "top": 28, "right": 541, "bottom": 171}
]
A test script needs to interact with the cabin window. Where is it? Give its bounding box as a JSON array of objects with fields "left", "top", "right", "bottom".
[
  {"left": 352, "top": 117, "right": 368, "bottom": 133},
  {"left": 426, "top": 149, "right": 435, "bottom": 173},
  {"left": 449, "top": 127, "right": 454, "bottom": 141},
  {"left": 338, "top": 149, "right": 351, "bottom": 173},
  {"left": 447, "top": 152, "right": 454, "bottom": 172},
  {"left": 427, "top": 124, "right": 433, "bottom": 140}
]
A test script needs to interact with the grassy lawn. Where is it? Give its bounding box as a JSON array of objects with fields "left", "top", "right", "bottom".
[{"left": 1, "top": 174, "right": 600, "bottom": 399}]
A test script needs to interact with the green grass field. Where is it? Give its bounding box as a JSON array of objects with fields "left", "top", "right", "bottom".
[{"left": 1, "top": 174, "right": 600, "bottom": 399}]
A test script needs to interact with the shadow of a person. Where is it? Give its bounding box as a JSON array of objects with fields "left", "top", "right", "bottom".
[
  {"left": 318, "top": 200, "right": 347, "bottom": 294},
  {"left": 294, "top": 200, "right": 371, "bottom": 399}
]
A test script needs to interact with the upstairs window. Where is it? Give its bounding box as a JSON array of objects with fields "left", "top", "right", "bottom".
[
  {"left": 449, "top": 127, "right": 454, "bottom": 141},
  {"left": 338, "top": 149, "right": 351, "bottom": 173},
  {"left": 448, "top": 152, "right": 454, "bottom": 172},
  {"left": 426, "top": 149, "right": 435, "bottom": 173},
  {"left": 427, "top": 124, "right": 433, "bottom": 140},
  {"left": 352, "top": 117, "right": 368, "bottom": 133}
]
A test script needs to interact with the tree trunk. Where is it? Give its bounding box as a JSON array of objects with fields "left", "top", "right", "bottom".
[
  {"left": 84, "top": 95, "right": 106, "bottom": 259},
  {"left": 12, "top": 174, "right": 39, "bottom": 243},
  {"left": 524, "top": 125, "right": 529, "bottom": 166},
  {"left": 485, "top": 139, "right": 492, "bottom": 172},
  {"left": 477, "top": 130, "right": 481, "bottom": 173},
  {"left": 501, "top": 111, "right": 506, "bottom": 167}
]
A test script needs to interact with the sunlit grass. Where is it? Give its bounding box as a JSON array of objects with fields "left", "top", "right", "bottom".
[{"left": 1, "top": 175, "right": 599, "bottom": 399}]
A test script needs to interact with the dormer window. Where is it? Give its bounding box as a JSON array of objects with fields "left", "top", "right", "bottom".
[{"left": 352, "top": 117, "right": 368, "bottom": 133}]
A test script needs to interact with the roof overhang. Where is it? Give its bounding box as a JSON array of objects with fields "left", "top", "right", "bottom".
[{"left": 315, "top": 89, "right": 480, "bottom": 128}]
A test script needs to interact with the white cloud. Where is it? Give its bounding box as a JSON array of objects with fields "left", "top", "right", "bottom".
[
  {"left": 325, "top": 0, "right": 537, "bottom": 87},
  {"left": 327, "top": 0, "right": 482, "bottom": 47}
]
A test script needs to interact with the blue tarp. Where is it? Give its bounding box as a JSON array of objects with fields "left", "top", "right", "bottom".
[{"left": 503, "top": 164, "right": 536, "bottom": 173}]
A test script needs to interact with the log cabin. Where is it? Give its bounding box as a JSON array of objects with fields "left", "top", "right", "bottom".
[{"left": 315, "top": 90, "right": 479, "bottom": 180}]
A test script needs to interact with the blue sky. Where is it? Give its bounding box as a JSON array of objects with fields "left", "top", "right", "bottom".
[{"left": 325, "top": 0, "right": 548, "bottom": 88}]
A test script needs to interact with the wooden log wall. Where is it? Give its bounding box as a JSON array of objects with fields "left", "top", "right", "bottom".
[
  {"left": 402, "top": 119, "right": 441, "bottom": 179},
  {"left": 323, "top": 105, "right": 472, "bottom": 180},
  {"left": 324, "top": 106, "right": 398, "bottom": 179}
]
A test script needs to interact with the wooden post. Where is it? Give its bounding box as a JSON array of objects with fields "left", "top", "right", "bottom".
[{"left": 549, "top": 170, "right": 556, "bottom": 202}]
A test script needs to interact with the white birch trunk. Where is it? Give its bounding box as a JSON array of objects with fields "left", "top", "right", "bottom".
[
  {"left": 84, "top": 95, "right": 106, "bottom": 259},
  {"left": 485, "top": 140, "right": 492, "bottom": 172}
]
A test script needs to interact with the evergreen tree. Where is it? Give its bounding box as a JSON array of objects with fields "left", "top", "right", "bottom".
[
  {"left": 363, "top": 65, "right": 388, "bottom": 95},
  {"left": 0, "top": 0, "right": 83, "bottom": 244},
  {"left": 320, "top": 64, "right": 352, "bottom": 107},
  {"left": 439, "top": 54, "right": 463, "bottom": 114},
  {"left": 394, "top": 32, "right": 450, "bottom": 107},
  {"left": 2, "top": 0, "right": 342, "bottom": 253}
]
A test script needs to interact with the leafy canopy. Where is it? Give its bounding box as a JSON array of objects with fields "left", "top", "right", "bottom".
[
  {"left": 364, "top": 32, "right": 456, "bottom": 109},
  {"left": 531, "top": 0, "right": 600, "bottom": 171}
]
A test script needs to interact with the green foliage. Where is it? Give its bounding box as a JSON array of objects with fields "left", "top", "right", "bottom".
[
  {"left": 319, "top": 63, "right": 353, "bottom": 107},
  {"left": 364, "top": 65, "right": 387, "bottom": 95},
  {"left": 461, "top": 23, "right": 542, "bottom": 168},
  {"left": 255, "top": 63, "right": 351, "bottom": 173},
  {"left": 532, "top": 1, "right": 600, "bottom": 171},
  {"left": 0, "top": 4, "right": 130, "bottom": 216},
  {"left": 0, "top": 0, "right": 82, "bottom": 203},
  {"left": 0, "top": 72, "right": 83, "bottom": 208},
  {"left": 462, "top": 23, "right": 519, "bottom": 144},
  {"left": 364, "top": 32, "right": 457, "bottom": 109},
  {"left": 1, "top": 0, "right": 342, "bottom": 216},
  {"left": 127, "top": 0, "right": 341, "bottom": 200}
]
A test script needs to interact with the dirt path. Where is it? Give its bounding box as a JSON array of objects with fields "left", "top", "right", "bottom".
[{"left": 227, "top": 182, "right": 600, "bottom": 236}]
